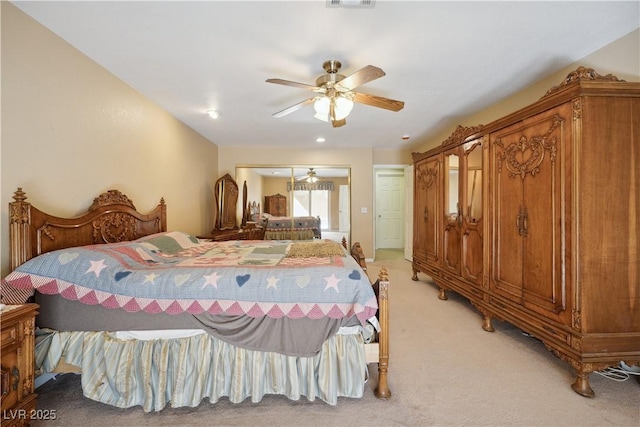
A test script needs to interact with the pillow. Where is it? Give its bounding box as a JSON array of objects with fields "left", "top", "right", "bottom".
[
  {"left": 286, "top": 240, "right": 345, "bottom": 258},
  {"left": 139, "top": 231, "right": 200, "bottom": 254},
  {"left": 251, "top": 212, "right": 273, "bottom": 222}
]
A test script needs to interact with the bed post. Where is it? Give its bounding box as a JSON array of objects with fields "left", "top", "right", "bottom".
[
  {"left": 374, "top": 266, "right": 391, "bottom": 399},
  {"left": 9, "top": 188, "right": 32, "bottom": 271},
  {"left": 347, "top": 240, "right": 367, "bottom": 274}
]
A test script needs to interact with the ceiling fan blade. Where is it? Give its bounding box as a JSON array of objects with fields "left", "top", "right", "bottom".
[
  {"left": 352, "top": 92, "right": 405, "bottom": 112},
  {"left": 329, "top": 97, "right": 347, "bottom": 128},
  {"left": 266, "top": 78, "right": 323, "bottom": 92},
  {"left": 336, "top": 65, "right": 386, "bottom": 91},
  {"left": 272, "top": 98, "right": 315, "bottom": 118},
  {"left": 331, "top": 118, "right": 347, "bottom": 128}
]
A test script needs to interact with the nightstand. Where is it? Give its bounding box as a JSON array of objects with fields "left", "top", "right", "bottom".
[{"left": 1, "top": 304, "right": 38, "bottom": 427}]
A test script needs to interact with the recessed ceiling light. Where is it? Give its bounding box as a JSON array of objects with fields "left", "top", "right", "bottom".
[
  {"left": 207, "top": 110, "right": 219, "bottom": 119},
  {"left": 401, "top": 135, "right": 410, "bottom": 140},
  {"left": 316, "top": 137, "right": 326, "bottom": 143}
]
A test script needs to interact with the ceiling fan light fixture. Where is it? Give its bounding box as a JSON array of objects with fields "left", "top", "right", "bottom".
[
  {"left": 313, "top": 95, "right": 354, "bottom": 122},
  {"left": 267, "top": 59, "right": 403, "bottom": 125}
]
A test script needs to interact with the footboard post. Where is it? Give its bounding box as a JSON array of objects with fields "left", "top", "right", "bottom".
[{"left": 374, "top": 266, "right": 391, "bottom": 399}]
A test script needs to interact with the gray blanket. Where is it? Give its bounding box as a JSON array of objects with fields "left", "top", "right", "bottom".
[{"left": 35, "top": 293, "right": 359, "bottom": 357}]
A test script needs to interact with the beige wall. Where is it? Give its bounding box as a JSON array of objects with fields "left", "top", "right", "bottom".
[
  {"left": 410, "top": 28, "right": 640, "bottom": 153},
  {"left": 0, "top": 3, "right": 219, "bottom": 276},
  {"left": 373, "top": 148, "right": 412, "bottom": 165},
  {"left": 219, "top": 147, "right": 375, "bottom": 257}
]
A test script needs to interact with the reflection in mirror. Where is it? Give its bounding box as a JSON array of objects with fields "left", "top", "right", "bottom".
[
  {"left": 445, "top": 153, "right": 459, "bottom": 220},
  {"left": 235, "top": 166, "right": 351, "bottom": 245},
  {"left": 465, "top": 142, "right": 482, "bottom": 222}
]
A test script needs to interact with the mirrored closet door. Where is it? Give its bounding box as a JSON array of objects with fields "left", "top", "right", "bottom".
[{"left": 235, "top": 166, "right": 351, "bottom": 244}]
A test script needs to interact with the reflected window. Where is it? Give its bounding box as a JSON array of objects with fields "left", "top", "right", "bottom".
[{"left": 294, "top": 190, "right": 329, "bottom": 229}]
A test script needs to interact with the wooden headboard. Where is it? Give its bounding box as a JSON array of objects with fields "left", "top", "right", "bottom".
[{"left": 8, "top": 188, "right": 167, "bottom": 271}]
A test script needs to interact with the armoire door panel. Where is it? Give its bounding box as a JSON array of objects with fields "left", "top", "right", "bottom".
[
  {"left": 491, "top": 105, "right": 570, "bottom": 318},
  {"left": 462, "top": 219, "right": 483, "bottom": 285},
  {"left": 491, "top": 129, "right": 524, "bottom": 302},
  {"left": 443, "top": 221, "right": 461, "bottom": 273},
  {"left": 461, "top": 140, "right": 484, "bottom": 287},
  {"left": 442, "top": 149, "right": 461, "bottom": 273},
  {"left": 414, "top": 157, "right": 441, "bottom": 265},
  {"left": 520, "top": 108, "right": 569, "bottom": 317}
]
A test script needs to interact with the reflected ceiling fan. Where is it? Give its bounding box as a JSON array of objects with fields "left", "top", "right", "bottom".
[
  {"left": 266, "top": 60, "right": 404, "bottom": 128},
  {"left": 296, "top": 168, "right": 319, "bottom": 183}
]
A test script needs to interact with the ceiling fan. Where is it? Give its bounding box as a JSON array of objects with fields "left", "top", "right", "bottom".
[
  {"left": 266, "top": 60, "right": 404, "bottom": 128},
  {"left": 296, "top": 168, "right": 319, "bottom": 183}
]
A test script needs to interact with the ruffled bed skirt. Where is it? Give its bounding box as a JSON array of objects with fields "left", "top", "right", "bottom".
[
  {"left": 35, "top": 329, "right": 367, "bottom": 412},
  {"left": 263, "top": 230, "right": 317, "bottom": 240}
]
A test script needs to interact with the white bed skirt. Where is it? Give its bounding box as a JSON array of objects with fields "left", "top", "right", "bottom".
[{"left": 35, "top": 329, "right": 368, "bottom": 412}]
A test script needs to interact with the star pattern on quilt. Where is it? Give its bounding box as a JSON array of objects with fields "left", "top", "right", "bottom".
[
  {"left": 202, "top": 271, "right": 221, "bottom": 289},
  {"left": 144, "top": 273, "right": 158, "bottom": 284},
  {"left": 86, "top": 259, "right": 107, "bottom": 277},
  {"left": 324, "top": 274, "right": 341, "bottom": 292},
  {"left": 266, "top": 275, "right": 279, "bottom": 290}
]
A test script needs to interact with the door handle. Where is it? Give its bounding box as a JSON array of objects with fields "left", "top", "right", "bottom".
[
  {"left": 516, "top": 206, "right": 529, "bottom": 236},
  {"left": 516, "top": 206, "right": 523, "bottom": 236}
]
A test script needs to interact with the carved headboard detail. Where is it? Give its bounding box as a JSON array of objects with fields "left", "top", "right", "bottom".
[
  {"left": 8, "top": 188, "right": 167, "bottom": 271},
  {"left": 89, "top": 189, "right": 136, "bottom": 211}
]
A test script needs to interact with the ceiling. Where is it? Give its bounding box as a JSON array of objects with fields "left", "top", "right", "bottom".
[{"left": 13, "top": 1, "right": 639, "bottom": 151}]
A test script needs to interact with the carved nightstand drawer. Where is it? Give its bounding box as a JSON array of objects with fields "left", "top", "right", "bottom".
[
  {"left": 1, "top": 304, "right": 38, "bottom": 427},
  {"left": 0, "top": 324, "right": 19, "bottom": 349}
]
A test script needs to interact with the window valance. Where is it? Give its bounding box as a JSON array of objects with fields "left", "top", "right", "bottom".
[{"left": 287, "top": 181, "right": 334, "bottom": 191}]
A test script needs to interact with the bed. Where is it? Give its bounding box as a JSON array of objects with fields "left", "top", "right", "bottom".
[
  {"left": 247, "top": 201, "right": 322, "bottom": 240},
  {"left": 1, "top": 188, "right": 390, "bottom": 412},
  {"left": 262, "top": 214, "right": 322, "bottom": 240}
]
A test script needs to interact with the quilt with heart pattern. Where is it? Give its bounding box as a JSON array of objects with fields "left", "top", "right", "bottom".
[{"left": 2, "top": 232, "right": 377, "bottom": 325}]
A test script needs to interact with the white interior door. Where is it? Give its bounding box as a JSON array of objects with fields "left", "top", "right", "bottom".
[{"left": 375, "top": 170, "right": 405, "bottom": 249}]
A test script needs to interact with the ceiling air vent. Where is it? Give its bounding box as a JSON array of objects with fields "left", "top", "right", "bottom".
[{"left": 327, "top": 0, "right": 376, "bottom": 8}]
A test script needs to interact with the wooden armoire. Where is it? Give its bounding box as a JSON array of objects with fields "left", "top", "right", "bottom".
[
  {"left": 412, "top": 67, "right": 640, "bottom": 397},
  {"left": 264, "top": 193, "right": 287, "bottom": 217}
]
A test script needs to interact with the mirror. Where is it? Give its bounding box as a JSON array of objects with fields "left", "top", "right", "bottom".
[
  {"left": 464, "top": 141, "right": 482, "bottom": 223},
  {"left": 235, "top": 166, "right": 351, "bottom": 245},
  {"left": 214, "top": 173, "right": 239, "bottom": 230},
  {"left": 445, "top": 152, "right": 460, "bottom": 220}
]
